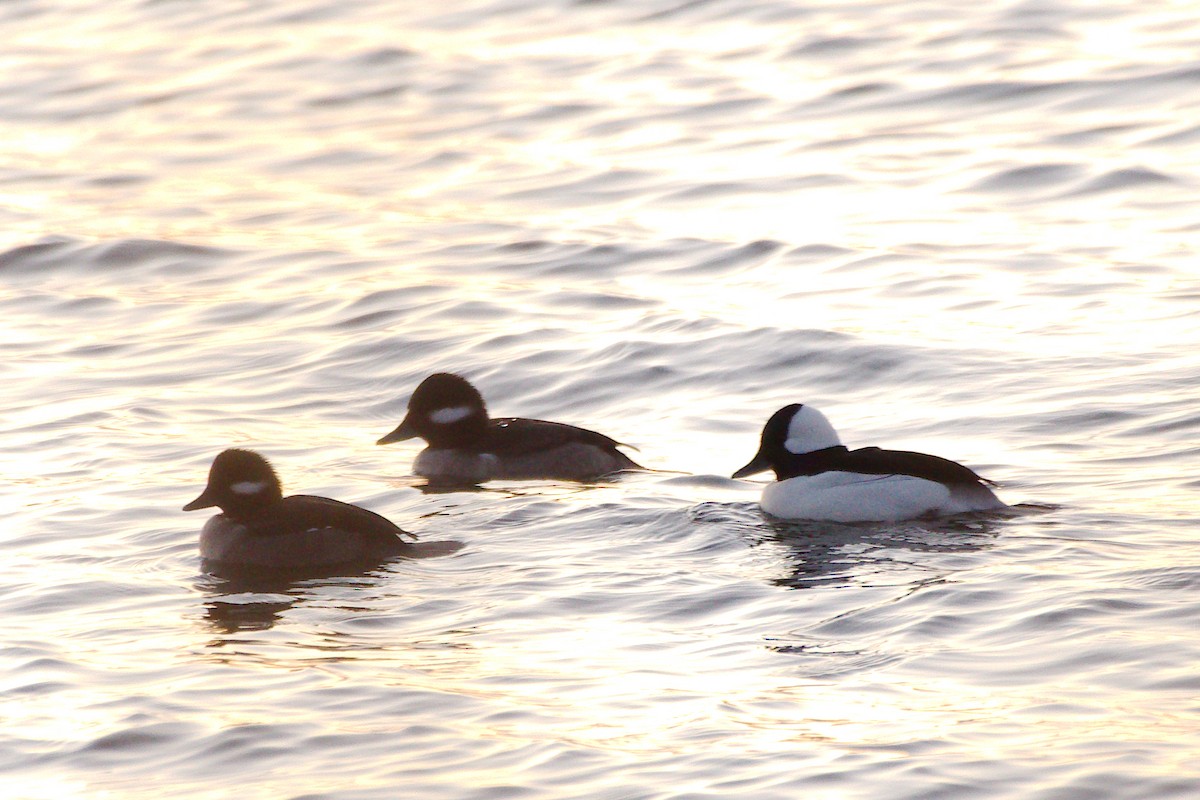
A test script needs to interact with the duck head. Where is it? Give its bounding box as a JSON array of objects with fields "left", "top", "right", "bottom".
[
  {"left": 377, "top": 372, "right": 491, "bottom": 449},
  {"left": 184, "top": 448, "right": 284, "bottom": 519},
  {"left": 732, "top": 403, "right": 842, "bottom": 479}
]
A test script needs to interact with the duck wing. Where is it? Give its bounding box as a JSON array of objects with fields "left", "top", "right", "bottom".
[
  {"left": 840, "top": 447, "right": 994, "bottom": 486},
  {"left": 243, "top": 495, "right": 415, "bottom": 543},
  {"left": 483, "top": 417, "right": 630, "bottom": 456}
]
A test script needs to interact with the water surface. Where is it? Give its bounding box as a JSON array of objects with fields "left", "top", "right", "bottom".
[{"left": 3, "top": 1, "right": 1200, "bottom": 798}]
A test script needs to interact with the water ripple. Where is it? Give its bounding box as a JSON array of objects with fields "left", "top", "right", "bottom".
[{"left": 3, "top": 1, "right": 1200, "bottom": 798}]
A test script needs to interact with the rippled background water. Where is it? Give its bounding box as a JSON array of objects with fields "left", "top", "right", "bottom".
[{"left": 4, "top": 1, "right": 1200, "bottom": 798}]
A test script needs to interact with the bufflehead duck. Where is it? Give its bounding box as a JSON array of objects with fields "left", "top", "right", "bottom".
[
  {"left": 376, "top": 372, "right": 642, "bottom": 484},
  {"left": 733, "top": 404, "right": 1006, "bottom": 522},
  {"left": 184, "top": 448, "right": 459, "bottom": 568}
]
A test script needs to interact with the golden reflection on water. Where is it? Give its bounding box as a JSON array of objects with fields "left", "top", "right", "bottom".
[
  {"left": 6, "top": 776, "right": 109, "bottom": 800},
  {"left": 5, "top": 2, "right": 1194, "bottom": 264},
  {"left": 6, "top": 3, "right": 1200, "bottom": 796},
  {"left": 184, "top": 595, "right": 1200, "bottom": 776}
]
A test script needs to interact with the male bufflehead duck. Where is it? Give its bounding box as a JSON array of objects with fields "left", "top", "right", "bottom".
[
  {"left": 376, "top": 372, "right": 642, "bottom": 484},
  {"left": 184, "top": 449, "right": 457, "bottom": 568},
  {"left": 733, "top": 404, "right": 1006, "bottom": 522}
]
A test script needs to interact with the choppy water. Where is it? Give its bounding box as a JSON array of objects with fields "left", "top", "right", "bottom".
[{"left": 4, "top": 1, "right": 1200, "bottom": 798}]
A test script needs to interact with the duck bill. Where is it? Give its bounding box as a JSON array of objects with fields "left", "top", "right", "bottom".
[
  {"left": 732, "top": 451, "right": 770, "bottom": 479},
  {"left": 183, "top": 487, "right": 217, "bottom": 512},
  {"left": 376, "top": 415, "right": 417, "bottom": 445}
]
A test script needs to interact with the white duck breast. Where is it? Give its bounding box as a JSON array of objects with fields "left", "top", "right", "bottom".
[
  {"left": 198, "top": 517, "right": 391, "bottom": 567},
  {"left": 760, "top": 471, "right": 1001, "bottom": 522},
  {"left": 413, "top": 449, "right": 499, "bottom": 485}
]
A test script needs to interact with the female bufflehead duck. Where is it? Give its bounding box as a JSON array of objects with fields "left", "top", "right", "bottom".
[
  {"left": 376, "top": 372, "right": 642, "bottom": 484},
  {"left": 184, "top": 449, "right": 458, "bottom": 568},
  {"left": 733, "top": 404, "right": 1006, "bottom": 522}
]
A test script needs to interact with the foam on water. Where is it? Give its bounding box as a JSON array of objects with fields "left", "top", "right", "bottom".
[{"left": 3, "top": 1, "right": 1200, "bottom": 798}]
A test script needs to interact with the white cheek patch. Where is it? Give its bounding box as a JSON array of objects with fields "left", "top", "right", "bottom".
[
  {"left": 783, "top": 406, "right": 841, "bottom": 454},
  {"left": 429, "top": 406, "right": 474, "bottom": 425},
  {"left": 784, "top": 437, "right": 809, "bottom": 455},
  {"left": 231, "top": 480, "right": 268, "bottom": 495}
]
